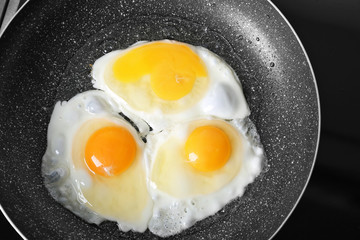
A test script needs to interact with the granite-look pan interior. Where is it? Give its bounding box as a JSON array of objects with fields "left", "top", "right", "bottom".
[{"left": 0, "top": 0, "right": 319, "bottom": 239}]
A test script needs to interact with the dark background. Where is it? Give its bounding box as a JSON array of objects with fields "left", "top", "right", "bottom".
[{"left": 1, "top": 0, "right": 360, "bottom": 239}]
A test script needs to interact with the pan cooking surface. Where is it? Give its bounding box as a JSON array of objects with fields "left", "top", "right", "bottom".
[{"left": 0, "top": 0, "right": 319, "bottom": 239}]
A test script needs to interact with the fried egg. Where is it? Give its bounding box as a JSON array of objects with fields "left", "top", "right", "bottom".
[
  {"left": 146, "top": 118, "right": 263, "bottom": 237},
  {"left": 42, "top": 90, "right": 153, "bottom": 232},
  {"left": 92, "top": 40, "right": 250, "bottom": 130},
  {"left": 43, "top": 40, "right": 265, "bottom": 237}
]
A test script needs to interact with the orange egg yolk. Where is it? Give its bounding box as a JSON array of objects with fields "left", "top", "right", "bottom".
[
  {"left": 85, "top": 126, "right": 137, "bottom": 177},
  {"left": 112, "top": 42, "right": 207, "bottom": 100},
  {"left": 185, "top": 125, "right": 231, "bottom": 172}
]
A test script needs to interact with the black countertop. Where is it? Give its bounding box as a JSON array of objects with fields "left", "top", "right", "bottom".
[{"left": 1, "top": 0, "right": 360, "bottom": 239}]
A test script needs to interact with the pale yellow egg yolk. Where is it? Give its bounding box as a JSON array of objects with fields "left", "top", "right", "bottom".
[
  {"left": 185, "top": 126, "right": 232, "bottom": 172},
  {"left": 112, "top": 42, "right": 207, "bottom": 100},
  {"left": 84, "top": 126, "right": 137, "bottom": 177}
]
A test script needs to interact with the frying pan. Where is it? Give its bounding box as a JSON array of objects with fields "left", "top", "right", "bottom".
[{"left": 0, "top": 0, "right": 320, "bottom": 239}]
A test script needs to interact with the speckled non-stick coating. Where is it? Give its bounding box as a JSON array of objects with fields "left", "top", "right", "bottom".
[{"left": 0, "top": 0, "right": 319, "bottom": 239}]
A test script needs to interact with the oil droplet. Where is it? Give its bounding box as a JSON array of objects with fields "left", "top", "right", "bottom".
[
  {"left": 256, "top": 37, "right": 260, "bottom": 41},
  {"left": 270, "top": 62, "right": 275, "bottom": 67}
]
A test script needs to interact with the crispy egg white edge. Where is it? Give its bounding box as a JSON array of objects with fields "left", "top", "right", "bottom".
[
  {"left": 91, "top": 40, "right": 250, "bottom": 132},
  {"left": 41, "top": 90, "right": 152, "bottom": 232},
  {"left": 144, "top": 117, "right": 265, "bottom": 237}
]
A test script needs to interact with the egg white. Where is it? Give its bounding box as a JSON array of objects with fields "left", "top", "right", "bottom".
[
  {"left": 145, "top": 117, "right": 264, "bottom": 237},
  {"left": 41, "top": 90, "right": 152, "bottom": 232},
  {"left": 91, "top": 40, "right": 250, "bottom": 131}
]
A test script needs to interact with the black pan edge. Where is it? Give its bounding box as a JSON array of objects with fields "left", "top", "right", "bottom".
[{"left": 266, "top": 0, "right": 320, "bottom": 239}]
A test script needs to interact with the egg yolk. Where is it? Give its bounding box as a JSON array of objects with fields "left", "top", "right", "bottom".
[
  {"left": 85, "top": 126, "right": 137, "bottom": 177},
  {"left": 185, "top": 126, "right": 231, "bottom": 172},
  {"left": 112, "top": 42, "right": 207, "bottom": 100}
]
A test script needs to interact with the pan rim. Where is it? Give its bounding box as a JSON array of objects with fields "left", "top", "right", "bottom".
[
  {"left": 0, "top": 205, "right": 27, "bottom": 239},
  {"left": 266, "top": 0, "right": 320, "bottom": 239},
  {"left": 0, "top": 0, "right": 29, "bottom": 38},
  {"left": 0, "top": 2, "right": 30, "bottom": 239},
  {"left": 0, "top": 0, "right": 321, "bottom": 239}
]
